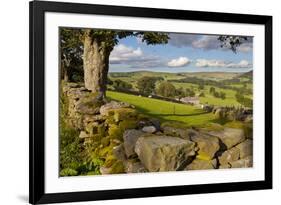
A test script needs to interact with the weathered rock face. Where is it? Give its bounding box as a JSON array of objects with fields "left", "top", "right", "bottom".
[
  {"left": 230, "top": 156, "right": 253, "bottom": 168},
  {"left": 75, "top": 99, "right": 101, "bottom": 115},
  {"left": 123, "top": 129, "right": 146, "bottom": 158},
  {"left": 79, "top": 131, "right": 89, "bottom": 139},
  {"left": 208, "top": 128, "right": 245, "bottom": 149},
  {"left": 125, "top": 160, "right": 147, "bottom": 173},
  {"left": 134, "top": 135, "right": 196, "bottom": 172},
  {"left": 142, "top": 126, "right": 157, "bottom": 133},
  {"left": 218, "top": 146, "right": 240, "bottom": 165},
  {"left": 162, "top": 126, "right": 197, "bottom": 140},
  {"left": 190, "top": 133, "right": 220, "bottom": 160},
  {"left": 235, "top": 139, "right": 253, "bottom": 159},
  {"left": 100, "top": 101, "right": 132, "bottom": 116},
  {"left": 185, "top": 158, "right": 217, "bottom": 170}
]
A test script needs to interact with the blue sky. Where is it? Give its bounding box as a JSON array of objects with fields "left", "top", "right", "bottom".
[{"left": 109, "top": 33, "right": 253, "bottom": 73}]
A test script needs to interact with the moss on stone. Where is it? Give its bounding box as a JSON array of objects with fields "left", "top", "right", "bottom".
[
  {"left": 110, "top": 160, "right": 125, "bottom": 174},
  {"left": 101, "top": 136, "right": 110, "bottom": 147},
  {"left": 60, "top": 168, "right": 78, "bottom": 176},
  {"left": 196, "top": 153, "right": 212, "bottom": 161},
  {"left": 199, "top": 123, "right": 224, "bottom": 131},
  {"left": 119, "top": 119, "right": 138, "bottom": 130},
  {"left": 224, "top": 121, "right": 253, "bottom": 139},
  {"left": 98, "top": 145, "right": 114, "bottom": 158},
  {"left": 108, "top": 124, "right": 123, "bottom": 141},
  {"left": 113, "top": 108, "right": 138, "bottom": 122},
  {"left": 104, "top": 155, "right": 117, "bottom": 167},
  {"left": 161, "top": 121, "right": 191, "bottom": 129}
]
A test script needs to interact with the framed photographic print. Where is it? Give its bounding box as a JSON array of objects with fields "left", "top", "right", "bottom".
[{"left": 29, "top": 0, "right": 272, "bottom": 204}]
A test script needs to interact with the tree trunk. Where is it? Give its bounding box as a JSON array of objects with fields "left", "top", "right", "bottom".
[
  {"left": 83, "top": 30, "right": 110, "bottom": 99},
  {"left": 64, "top": 67, "right": 69, "bottom": 82},
  {"left": 61, "top": 63, "right": 69, "bottom": 82}
]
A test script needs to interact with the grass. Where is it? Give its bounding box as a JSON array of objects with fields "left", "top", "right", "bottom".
[
  {"left": 172, "top": 82, "right": 244, "bottom": 106},
  {"left": 107, "top": 91, "right": 217, "bottom": 126},
  {"left": 109, "top": 71, "right": 253, "bottom": 107}
]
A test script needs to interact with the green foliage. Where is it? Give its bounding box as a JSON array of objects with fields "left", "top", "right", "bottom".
[
  {"left": 175, "top": 87, "right": 185, "bottom": 99},
  {"left": 112, "top": 79, "right": 132, "bottom": 91},
  {"left": 157, "top": 81, "right": 176, "bottom": 97},
  {"left": 198, "top": 83, "right": 205, "bottom": 90},
  {"left": 137, "top": 76, "right": 158, "bottom": 95},
  {"left": 185, "top": 88, "right": 195, "bottom": 97},
  {"left": 60, "top": 168, "right": 78, "bottom": 176},
  {"left": 59, "top": 90, "right": 104, "bottom": 176},
  {"left": 220, "top": 91, "right": 226, "bottom": 100},
  {"left": 59, "top": 123, "right": 84, "bottom": 175},
  {"left": 199, "top": 92, "right": 205, "bottom": 97},
  {"left": 60, "top": 28, "right": 84, "bottom": 82},
  {"left": 137, "top": 32, "right": 169, "bottom": 45},
  {"left": 235, "top": 92, "right": 253, "bottom": 107},
  {"left": 209, "top": 87, "right": 216, "bottom": 95}
]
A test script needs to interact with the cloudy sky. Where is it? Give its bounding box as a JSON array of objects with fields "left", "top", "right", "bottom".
[{"left": 109, "top": 32, "right": 253, "bottom": 73}]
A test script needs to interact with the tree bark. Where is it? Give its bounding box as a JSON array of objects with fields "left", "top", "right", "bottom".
[
  {"left": 61, "top": 63, "right": 69, "bottom": 82},
  {"left": 83, "top": 30, "right": 110, "bottom": 99},
  {"left": 63, "top": 66, "right": 69, "bottom": 82}
]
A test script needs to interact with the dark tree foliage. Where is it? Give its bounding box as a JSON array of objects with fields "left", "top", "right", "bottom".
[
  {"left": 218, "top": 35, "right": 249, "bottom": 53},
  {"left": 235, "top": 92, "right": 253, "bottom": 108},
  {"left": 137, "top": 76, "right": 158, "bottom": 95},
  {"left": 157, "top": 81, "right": 176, "bottom": 97},
  {"left": 112, "top": 79, "right": 132, "bottom": 91},
  {"left": 175, "top": 87, "right": 185, "bottom": 100},
  {"left": 60, "top": 28, "right": 84, "bottom": 82},
  {"left": 185, "top": 88, "right": 195, "bottom": 97}
]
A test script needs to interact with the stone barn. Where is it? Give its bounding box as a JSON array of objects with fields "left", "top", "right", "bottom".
[{"left": 180, "top": 96, "right": 200, "bottom": 105}]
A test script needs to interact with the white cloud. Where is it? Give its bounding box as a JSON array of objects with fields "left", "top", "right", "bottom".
[
  {"left": 167, "top": 57, "right": 191, "bottom": 67},
  {"left": 110, "top": 44, "right": 143, "bottom": 62},
  {"left": 192, "top": 36, "right": 219, "bottom": 50},
  {"left": 226, "top": 60, "right": 252, "bottom": 68},
  {"left": 109, "top": 44, "right": 165, "bottom": 68},
  {"left": 195, "top": 59, "right": 252, "bottom": 68}
]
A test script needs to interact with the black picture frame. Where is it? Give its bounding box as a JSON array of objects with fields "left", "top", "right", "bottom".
[{"left": 29, "top": 1, "right": 272, "bottom": 204}]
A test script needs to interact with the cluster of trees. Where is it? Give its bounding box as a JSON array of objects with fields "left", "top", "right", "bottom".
[
  {"left": 136, "top": 76, "right": 158, "bottom": 95},
  {"left": 171, "top": 76, "right": 252, "bottom": 95},
  {"left": 235, "top": 92, "right": 253, "bottom": 108},
  {"left": 111, "top": 79, "right": 132, "bottom": 91},
  {"left": 209, "top": 87, "right": 226, "bottom": 100},
  {"left": 136, "top": 79, "right": 197, "bottom": 99}
]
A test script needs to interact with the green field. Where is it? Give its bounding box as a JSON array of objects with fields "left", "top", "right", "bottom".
[
  {"left": 109, "top": 71, "right": 253, "bottom": 107},
  {"left": 107, "top": 90, "right": 216, "bottom": 126},
  {"left": 172, "top": 82, "right": 242, "bottom": 106}
]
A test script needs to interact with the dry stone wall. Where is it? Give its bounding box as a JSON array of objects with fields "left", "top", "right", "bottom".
[{"left": 61, "top": 83, "right": 253, "bottom": 175}]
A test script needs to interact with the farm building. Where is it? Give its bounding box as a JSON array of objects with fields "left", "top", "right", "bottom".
[{"left": 180, "top": 96, "right": 200, "bottom": 105}]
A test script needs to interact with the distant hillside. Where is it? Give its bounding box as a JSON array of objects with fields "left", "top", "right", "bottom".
[
  {"left": 109, "top": 70, "right": 243, "bottom": 81},
  {"left": 238, "top": 70, "right": 253, "bottom": 79}
]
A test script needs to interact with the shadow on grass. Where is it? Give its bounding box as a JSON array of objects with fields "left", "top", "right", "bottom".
[
  {"left": 152, "top": 112, "right": 210, "bottom": 117},
  {"left": 107, "top": 95, "right": 213, "bottom": 126}
]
